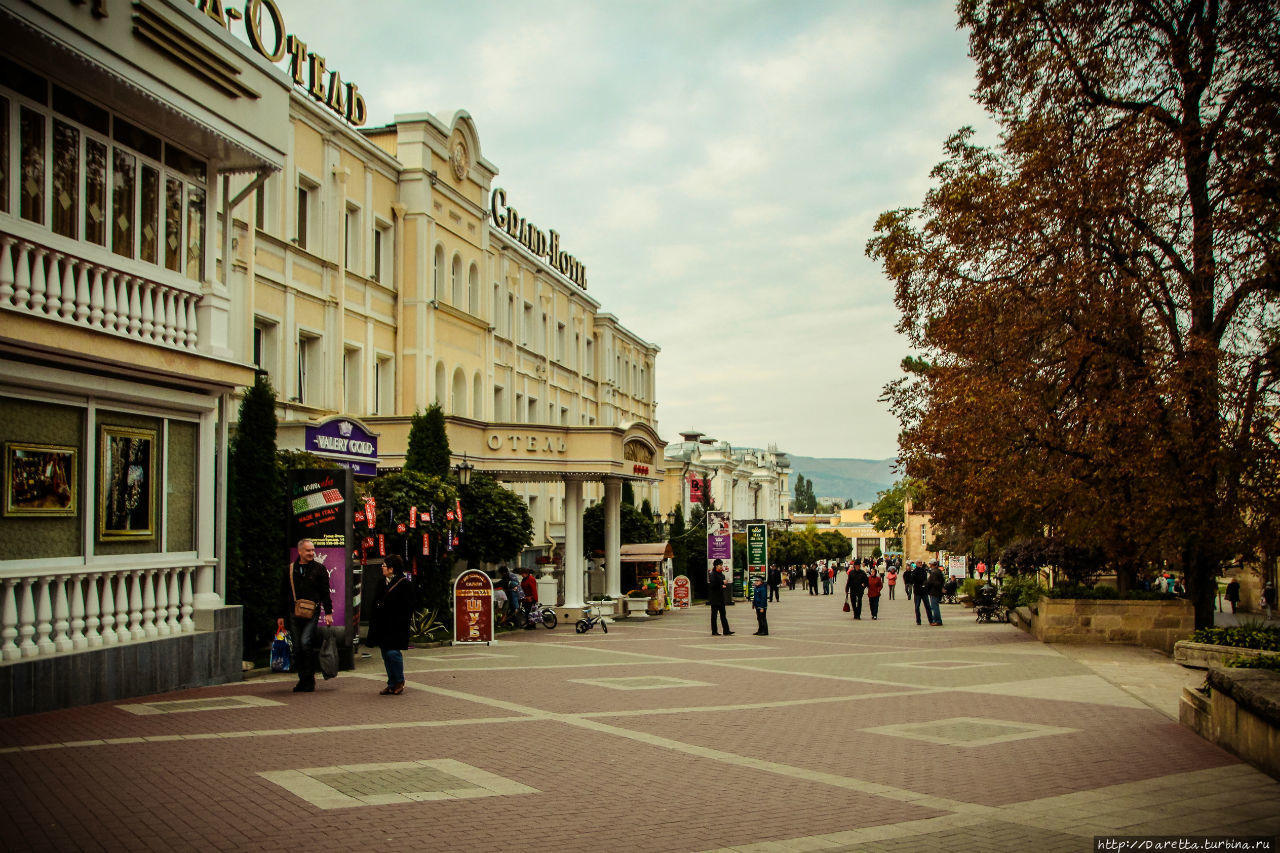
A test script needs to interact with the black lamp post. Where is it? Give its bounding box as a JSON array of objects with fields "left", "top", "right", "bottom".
[{"left": 455, "top": 453, "right": 474, "bottom": 487}]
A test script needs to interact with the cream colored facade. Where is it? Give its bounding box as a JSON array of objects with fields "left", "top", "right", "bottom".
[
  {"left": 661, "top": 433, "right": 791, "bottom": 526},
  {"left": 215, "top": 45, "right": 662, "bottom": 595},
  {"left": 791, "top": 508, "right": 896, "bottom": 559}
]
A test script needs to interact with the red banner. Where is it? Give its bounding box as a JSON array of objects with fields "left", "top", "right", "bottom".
[{"left": 688, "top": 476, "right": 704, "bottom": 504}]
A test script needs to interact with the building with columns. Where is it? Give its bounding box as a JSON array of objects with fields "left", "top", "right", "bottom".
[
  {"left": 661, "top": 431, "right": 791, "bottom": 527},
  {"left": 0, "top": 0, "right": 661, "bottom": 713}
]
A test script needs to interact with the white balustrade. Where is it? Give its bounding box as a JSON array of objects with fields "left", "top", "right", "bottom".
[
  {"left": 0, "top": 565, "right": 206, "bottom": 663},
  {"left": 0, "top": 232, "right": 200, "bottom": 352}
]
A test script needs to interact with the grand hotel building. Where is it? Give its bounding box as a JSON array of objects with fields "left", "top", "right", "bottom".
[{"left": 0, "top": 0, "right": 661, "bottom": 714}]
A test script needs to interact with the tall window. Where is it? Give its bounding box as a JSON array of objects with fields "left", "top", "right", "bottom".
[
  {"left": 584, "top": 338, "right": 594, "bottom": 377},
  {"left": 433, "top": 245, "right": 444, "bottom": 299},
  {"left": 451, "top": 254, "right": 463, "bottom": 306},
  {"left": 556, "top": 323, "right": 566, "bottom": 362},
  {"left": 252, "top": 319, "right": 278, "bottom": 383},
  {"left": 2, "top": 72, "right": 208, "bottom": 280},
  {"left": 374, "top": 356, "right": 392, "bottom": 414},
  {"left": 296, "top": 334, "right": 321, "bottom": 405},
  {"left": 343, "top": 205, "right": 360, "bottom": 270},
  {"left": 295, "top": 185, "right": 309, "bottom": 250},
  {"left": 920, "top": 523, "right": 928, "bottom": 547}
]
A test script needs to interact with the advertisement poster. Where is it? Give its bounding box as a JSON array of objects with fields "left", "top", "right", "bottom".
[
  {"left": 453, "top": 569, "right": 494, "bottom": 645},
  {"left": 706, "top": 510, "right": 733, "bottom": 597},
  {"left": 672, "top": 575, "right": 691, "bottom": 609},
  {"left": 287, "top": 468, "right": 353, "bottom": 636},
  {"left": 947, "top": 555, "right": 967, "bottom": 578},
  {"left": 747, "top": 524, "right": 768, "bottom": 589}
]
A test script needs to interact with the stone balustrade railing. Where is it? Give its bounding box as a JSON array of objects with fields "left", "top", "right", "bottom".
[
  {"left": 0, "top": 565, "right": 203, "bottom": 661},
  {"left": 0, "top": 232, "right": 200, "bottom": 351}
]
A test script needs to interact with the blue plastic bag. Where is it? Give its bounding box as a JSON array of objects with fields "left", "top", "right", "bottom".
[{"left": 270, "top": 626, "right": 292, "bottom": 673}]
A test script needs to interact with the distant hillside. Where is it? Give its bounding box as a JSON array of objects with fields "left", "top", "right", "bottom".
[{"left": 787, "top": 456, "right": 898, "bottom": 505}]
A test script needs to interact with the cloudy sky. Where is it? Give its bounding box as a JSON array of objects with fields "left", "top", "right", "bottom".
[{"left": 266, "top": 0, "right": 996, "bottom": 460}]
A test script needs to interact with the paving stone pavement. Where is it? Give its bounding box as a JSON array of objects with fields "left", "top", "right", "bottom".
[{"left": 1, "top": 589, "right": 1277, "bottom": 853}]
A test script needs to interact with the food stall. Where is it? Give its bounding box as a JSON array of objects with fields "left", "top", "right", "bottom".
[{"left": 620, "top": 542, "right": 674, "bottom": 615}]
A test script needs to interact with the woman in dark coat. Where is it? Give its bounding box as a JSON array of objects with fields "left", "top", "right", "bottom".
[{"left": 368, "top": 555, "right": 413, "bottom": 695}]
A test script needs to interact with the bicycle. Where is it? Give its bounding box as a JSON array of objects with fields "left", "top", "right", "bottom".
[
  {"left": 574, "top": 604, "right": 608, "bottom": 634},
  {"left": 496, "top": 605, "right": 527, "bottom": 630},
  {"left": 524, "top": 602, "right": 558, "bottom": 630}
]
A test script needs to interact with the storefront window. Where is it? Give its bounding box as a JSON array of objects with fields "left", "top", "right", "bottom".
[
  {"left": 139, "top": 164, "right": 159, "bottom": 264},
  {"left": 185, "top": 185, "right": 204, "bottom": 281},
  {"left": 111, "top": 147, "right": 135, "bottom": 258},
  {"left": 85, "top": 139, "right": 107, "bottom": 246},
  {"left": 52, "top": 120, "right": 79, "bottom": 239},
  {"left": 19, "top": 107, "right": 44, "bottom": 224}
]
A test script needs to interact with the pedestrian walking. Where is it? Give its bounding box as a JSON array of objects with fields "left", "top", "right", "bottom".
[
  {"left": 768, "top": 565, "right": 782, "bottom": 603},
  {"left": 1264, "top": 582, "right": 1277, "bottom": 619},
  {"left": 926, "top": 562, "right": 945, "bottom": 626},
  {"left": 866, "top": 566, "right": 883, "bottom": 620},
  {"left": 807, "top": 564, "right": 819, "bottom": 596},
  {"left": 368, "top": 555, "right": 412, "bottom": 695},
  {"left": 279, "top": 538, "right": 334, "bottom": 693},
  {"left": 709, "top": 559, "right": 733, "bottom": 635},
  {"left": 752, "top": 576, "right": 769, "bottom": 635},
  {"left": 905, "top": 563, "right": 914, "bottom": 601},
  {"left": 1224, "top": 577, "right": 1240, "bottom": 614},
  {"left": 846, "top": 562, "right": 868, "bottom": 620},
  {"left": 912, "top": 563, "right": 928, "bottom": 625},
  {"left": 886, "top": 567, "right": 897, "bottom": 600}
]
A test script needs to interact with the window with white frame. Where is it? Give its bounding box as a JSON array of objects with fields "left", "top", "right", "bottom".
[
  {"left": 1, "top": 68, "right": 209, "bottom": 281},
  {"left": 253, "top": 318, "right": 279, "bottom": 383},
  {"left": 585, "top": 337, "right": 594, "bottom": 377},
  {"left": 372, "top": 220, "right": 389, "bottom": 283},
  {"left": 433, "top": 244, "right": 444, "bottom": 299},
  {"left": 556, "top": 322, "right": 566, "bottom": 363},
  {"left": 295, "top": 174, "right": 318, "bottom": 251},
  {"left": 373, "top": 355, "right": 392, "bottom": 415},
  {"left": 521, "top": 302, "right": 533, "bottom": 347},
  {"left": 468, "top": 263, "right": 479, "bottom": 314},
  {"left": 920, "top": 523, "right": 928, "bottom": 547},
  {"left": 296, "top": 332, "right": 321, "bottom": 404},
  {"left": 343, "top": 205, "right": 360, "bottom": 271},
  {"left": 451, "top": 254, "right": 463, "bottom": 306},
  {"left": 343, "top": 346, "right": 361, "bottom": 413}
]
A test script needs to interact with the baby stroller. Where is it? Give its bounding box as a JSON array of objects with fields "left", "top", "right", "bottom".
[{"left": 973, "top": 582, "right": 1007, "bottom": 622}]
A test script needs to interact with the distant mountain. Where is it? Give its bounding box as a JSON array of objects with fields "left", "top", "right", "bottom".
[{"left": 787, "top": 456, "right": 898, "bottom": 505}]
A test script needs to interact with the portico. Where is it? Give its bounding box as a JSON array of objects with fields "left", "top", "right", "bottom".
[{"left": 367, "top": 416, "right": 665, "bottom": 609}]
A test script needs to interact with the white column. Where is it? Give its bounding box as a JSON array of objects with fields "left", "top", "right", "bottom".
[
  {"left": 155, "top": 568, "right": 172, "bottom": 637},
  {"left": 35, "top": 577, "right": 55, "bottom": 656},
  {"left": 166, "top": 568, "right": 181, "bottom": 635},
  {"left": 180, "top": 567, "right": 195, "bottom": 633},
  {"left": 128, "top": 570, "right": 145, "bottom": 641},
  {"left": 18, "top": 579, "right": 38, "bottom": 657},
  {"left": 100, "top": 572, "right": 118, "bottom": 645},
  {"left": 141, "top": 569, "right": 158, "bottom": 638},
  {"left": 85, "top": 573, "right": 103, "bottom": 647},
  {"left": 114, "top": 572, "right": 131, "bottom": 644},
  {"left": 68, "top": 574, "right": 87, "bottom": 650},
  {"left": 562, "top": 478, "right": 584, "bottom": 609},
  {"left": 1, "top": 578, "right": 20, "bottom": 661},
  {"left": 604, "top": 477, "right": 622, "bottom": 599}
]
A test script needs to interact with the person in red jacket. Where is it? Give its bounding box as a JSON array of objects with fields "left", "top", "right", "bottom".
[
  {"left": 520, "top": 570, "right": 540, "bottom": 627},
  {"left": 866, "top": 566, "right": 884, "bottom": 620}
]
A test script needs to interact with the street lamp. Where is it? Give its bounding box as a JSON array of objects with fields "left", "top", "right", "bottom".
[{"left": 454, "top": 453, "right": 474, "bottom": 487}]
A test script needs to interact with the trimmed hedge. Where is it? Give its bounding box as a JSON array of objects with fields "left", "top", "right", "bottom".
[
  {"left": 1191, "top": 626, "right": 1280, "bottom": 652},
  {"left": 1045, "top": 583, "right": 1178, "bottom": 601}
]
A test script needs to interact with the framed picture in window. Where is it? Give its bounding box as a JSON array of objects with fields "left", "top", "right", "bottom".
[
  {"left": 99, "top": 426, "right": 155, "bottom": 539},
  {"left": 4, "top": 442, "right": 78, "bottom": 516}
]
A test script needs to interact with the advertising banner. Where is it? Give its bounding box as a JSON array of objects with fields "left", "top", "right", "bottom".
[
  {"left": 453, "top": 569, "right": 494, "bottom": 645},
  {"left": 747, "top": 524, "right": 768, "bottom": 589},
  {"left": 706, "top": 510, "right": 733, "bottom": 596},
  {"left": 672, "top": 575, "right": 691, "bottom": 609},
  {"left": 947, "top": 555, "right": 967, "bottom": 578},
  {"left": 287, "top": 468, "right": 356, "bottom": 666},
  {"left": 688, "top": 476, "right": 704, "bottom": 505}
]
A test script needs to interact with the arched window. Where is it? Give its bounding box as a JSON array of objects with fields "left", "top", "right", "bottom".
[
  {"left": 451, "top": 254, "right": 463, "bottom": 306},
  {"left": 434, "top": 361, "right": 446, "bottom": 405},
  {"left": 433, "top": 245, "right": 444, "bottom": 300},
  {"left": 451, "top": 367, "right": 467, "bottom": 415},
  {"left": 468, "top": 263, "right": 479, "bottom": 314},
  {"left": 472, "top": 371, "right": 483, "bottom": 418}
]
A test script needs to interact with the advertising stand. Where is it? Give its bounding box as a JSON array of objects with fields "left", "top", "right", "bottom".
[
  {"left": 453, "top": 569, "right": 495, "bottom": 645},
  {"left": 287, "top": 468, "right": 357, "bottom": 669},
  {"left": 707, "top": 510, "right": 734, "bottom": 599}
]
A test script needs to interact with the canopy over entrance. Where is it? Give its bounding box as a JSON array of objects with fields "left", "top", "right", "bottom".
[{"left": 620, "top": 543, "right": 674, "bottom": 562}]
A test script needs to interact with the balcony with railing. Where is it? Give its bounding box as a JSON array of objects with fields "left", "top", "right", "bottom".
[{"left": 0, "top": 231, "right": 201, "bottom": 352}]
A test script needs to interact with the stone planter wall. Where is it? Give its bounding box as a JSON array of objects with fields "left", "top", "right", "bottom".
[
  {"left": 1031, "top": 596, "right": 1195, "bottom": 655},
  {"left": 1174, "top": 641, "right": 1278, "bottom": 670},
  {"left": 1180, "top": 666, "right": 1280, "bottom": 781}
]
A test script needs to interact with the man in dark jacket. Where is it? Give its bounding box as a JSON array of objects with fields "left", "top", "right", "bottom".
[
  {"left": 751, "top": 576, "right": 769, "bottom": 635},
  {"left": 806, "top": 564, "right": 819, "bottom": 595},
  {"left": 926, "top": 563, "right": 946, "bottom": 626},
  {"left": 912, "top": 563, "right": 929, "bottom": 625},
  {"left": 280, "top": 538, "right": 334, "bottom": 692},
  {"left": 708, "top": 559, "right": 733, "bottom": 635},
  {"left": 846, "top": 563, "right": 869, "bottom": 620},
  {"left": 767, "top": 565, "right": 782, "bottom": 603}
]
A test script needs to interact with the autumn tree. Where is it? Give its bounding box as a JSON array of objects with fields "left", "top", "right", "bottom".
[{"left": 868, "top": 0, "right": 1279, "bottom": 628}]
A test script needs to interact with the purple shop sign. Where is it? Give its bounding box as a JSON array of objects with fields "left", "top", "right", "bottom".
[
  {"left": 707, "top": 510, "right": 732, "bottom": 560},
  {"left": 305, "top": 418, "right": 378, "bottom": 476}
]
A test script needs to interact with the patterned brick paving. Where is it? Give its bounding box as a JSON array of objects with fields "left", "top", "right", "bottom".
[{"left": 0, "top": 590, "right": 1276, "bottom": 852}]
